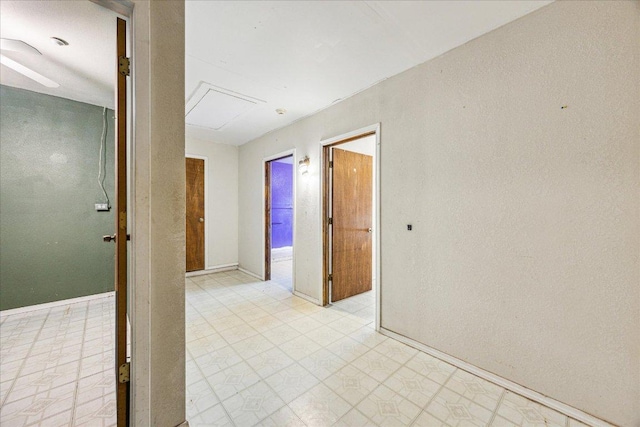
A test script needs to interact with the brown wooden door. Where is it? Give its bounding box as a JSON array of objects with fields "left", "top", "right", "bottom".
[
  {"left": 114, "top": 17, "right": 129, "bottom": 427},
  {"left": 331, "top": 148, "right": 373, "bottom": 302},
  {"left": 186, "top": 157, "right": 205, "bottom": 272}
]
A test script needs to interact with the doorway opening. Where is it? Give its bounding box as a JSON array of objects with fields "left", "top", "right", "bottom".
[
  {"left": 322, "top": 126, "right": 379, "bottom": 329},
  {"left": 265, "top": 153, "right": 295, "bottom": 292}
]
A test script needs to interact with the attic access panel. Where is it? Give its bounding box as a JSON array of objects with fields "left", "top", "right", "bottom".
[{"left": 185, "top": 82, "right": 264, "bottom": 130}]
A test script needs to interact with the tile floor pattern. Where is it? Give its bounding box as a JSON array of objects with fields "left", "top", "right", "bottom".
[
  {"left": 0, "top": 296, "right": 116, "bottom": 426},
  {"left": 0, "top": 263, "right": 596, "bottom": 427}
]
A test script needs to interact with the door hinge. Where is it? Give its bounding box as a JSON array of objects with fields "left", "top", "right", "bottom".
[
  {"left": 328, "top": 217, "right": 333, "bottom": 225},
  {"left": 329, "top": 161, "right": 333, "bottom": 168},
  {"left": 119, "top": 56, "right": 131, "bottom": 76},
  {"left": 328, "top": 274, "right": 333, "bottom": 281},
  {"left": 118, "top": 362, "right": 130, "bottom": 383}
]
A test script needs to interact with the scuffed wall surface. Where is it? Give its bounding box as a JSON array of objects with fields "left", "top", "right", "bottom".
[{"left": 238, "top": 2, "right": 639, "bottom": 425}]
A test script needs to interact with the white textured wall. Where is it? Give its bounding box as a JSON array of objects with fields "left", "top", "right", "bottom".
[
  {"left": 131, "top": 0, "right": 186, "bottom": 425},
  {"left": 186, "top": 137, "right": 239, "bottom": 269},
  {"left": 238, "top": 2, "right": 639, "bottom": 425}
]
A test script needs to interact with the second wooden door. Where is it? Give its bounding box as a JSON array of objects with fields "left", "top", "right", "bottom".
[
  {"left": 331, "top": 148, "right": 373, "bottom": 302},
  {"left": 186, "top": 157, "right": 205, "bottom": 272}
]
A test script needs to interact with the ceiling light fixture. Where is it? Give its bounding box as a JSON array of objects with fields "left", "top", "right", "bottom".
[
  {"left": 275, "top": 108, "right": 287, "bottom": 115},
  {"left": 0, "top": 54, "right": 59, "bottom": 88},
  {"left": 0, "top": 38, "right": 41, "bottom": 55},
  {"left": 50, "top": 37, "right": 69, "bottom": 47},
  {"left": 0, "top": 38, "right": 59, "bottom": 88}
]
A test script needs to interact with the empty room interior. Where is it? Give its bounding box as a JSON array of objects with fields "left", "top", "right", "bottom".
[{"left": 0, "top": 1, "right": 638, "bottom": 427}]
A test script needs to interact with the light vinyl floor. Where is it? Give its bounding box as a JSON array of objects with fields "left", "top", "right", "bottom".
[{"left": 1, "top": 263, "right": 593, "bottom": 426}]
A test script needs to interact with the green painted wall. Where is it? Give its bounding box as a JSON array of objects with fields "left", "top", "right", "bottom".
[{"left": 0, "top": 85, "right": 115, "bottom": 310}]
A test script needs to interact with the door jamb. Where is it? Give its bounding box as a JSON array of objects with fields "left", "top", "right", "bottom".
[
  {"left": 320, "top": 124, "right": 381, "bottom": 331},
  {"left": 185, "top": 154, "right": 208, "bottom": 271},
  {"left": 263, "top": 149, "right": 297, "bottom": 294}
]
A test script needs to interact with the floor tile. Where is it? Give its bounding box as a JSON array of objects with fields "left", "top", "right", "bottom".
[
  {"left": 220, "top": 380, "right": 285, "bottom": 426},
  {"left": 495, "top": 391, "right": 568, "bottom": 427},
  {"left": 299, "top": 348, "right": 350, "bottom": 381},
  {"left": 277, "top": 335, "right": 322, "bottom": 361},
  {"left": 0, "top": 381, "right": 75, "bottom": 427},
  {"left": 264, "top": 363, "right": 320, "bottom": 404},
  {"left": 194, "top": 346, "right": 243, "bottom": 378},
  {"left": 230, "top": 334, "right": 277, "bottom": 361},
  {"left": 356, "top": 384, "right": 421, "bottom": 426},
  {"left": 324, "top": 364, "right": 379, "bottom": 406},
  {"left": 405, "top": 352, "right": 456, "bottom": 386},
  {"left": 187, "top": 403, "right": 233, "bottom": 427},
  {"left": 289, "top": 383, "right": 352, "bottom": 426},
  {"left": 206, "top": 361, "right": 261, "bottom": 402},
  {"left": 371, "top": 339, "right": 418, "bottom": 365},
  {"left": 425, "top": 386, "right": 494, "bottom": 427},
  {"left": 445, "top": 369, "right": 504, "bottom": 413},
  {"left": 382, "top": 366, "right": 441, "bottom": 408},
  {"left": 338, "top": 408, "right": 378, "bottom": 426},
  {"left": 258, "top": 405, "right": 306, "bottom": 427},
  {"left": 245, "top": 347, "right": 295, "bottom": 379},
  {"left": 413, "top": 410, "right": 450, "bottom": 427},
  {"left": 351, "top": 350, "right": 402, "bottom": 383},
  {"left": 186, "top": 378, "right": 219, "bottom": 417}
]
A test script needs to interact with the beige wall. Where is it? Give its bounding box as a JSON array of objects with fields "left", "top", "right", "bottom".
[
  {"left": 186, "top": 137, "right": 239, "bottom": 269},
  {"left": 131, "top": 1, "right": 186, "bottom": 426},
  {"left": 238, "top": 2, "right": 639, "bottom": 425}
]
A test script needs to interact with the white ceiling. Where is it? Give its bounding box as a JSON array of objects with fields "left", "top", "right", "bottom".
[
  {"left": 0, "top": 1, "right": 552, "bottom": 145},
  {"left": 186, "top": 0, "right": 552, "bottom": 146},
  {"left": 0, "top": 1, "right": 117, "bottom": 109}
]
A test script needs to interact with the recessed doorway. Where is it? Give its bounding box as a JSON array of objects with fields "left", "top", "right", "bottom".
[
  {"left": 264, "top": 153, "right": 295, "bottom": 292},
  {"left": 321, "top": 126, "right": 380, "bottom": 329}
]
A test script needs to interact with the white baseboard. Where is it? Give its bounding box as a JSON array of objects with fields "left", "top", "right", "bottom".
[
  {"left": 237, "top": 267, "right": 263, "bottom": 281},
  {"left": 0, "top": 291, "right": 115, "bottom": 318},
  {"left": 379, "top": 328, "right": 614, "bottom": 427},
  {"left": 293, "top": 291, "right": 321, "bottom": 306},
  {"left": 186, "top": 263, "right": 238, "bottom": 277},
  {"left": 175, "top": 421, "right": 189, "bottom": 427}
]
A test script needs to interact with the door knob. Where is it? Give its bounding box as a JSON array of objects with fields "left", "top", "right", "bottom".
[
  {"left": 199, "top": 218, "right": 204, "bottom": 223},
  {"left": 368, "top": 228, "right": 372, "bottom": 233},
  {"left": 102, "top": 234, "right": 130, "bottom": 242}
]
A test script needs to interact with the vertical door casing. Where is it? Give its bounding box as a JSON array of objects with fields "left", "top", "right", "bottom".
[
  {"left": 264, "top": 161, "right": 272, "bottom": 280},
  {"left": 115, "top": 17, "right": 129, "bottom": 427},
  {"left": 331, "top": 148, "right": 373, "bottom": 301},
  {"left": 185, "top": 158, "right": 205, "bottom": 272}
]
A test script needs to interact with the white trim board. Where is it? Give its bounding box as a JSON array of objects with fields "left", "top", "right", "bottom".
[
  {"left": 185, "top": 263, "right": 238, "bottom": 277},
  {"left": 293, "top": 291, "right": 321, "bottom": 306},
  {"left": 0, "top": 291, "right": 115, "bottom": 318},
  {"left": 379, "top": 328, "right": 614, "bottom": 427},
  {"left": 238, "top": 267, "right": 263, "bottom": 281}
]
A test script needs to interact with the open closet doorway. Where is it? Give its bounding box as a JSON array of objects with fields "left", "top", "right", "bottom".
[
  {"left": 322, "top": 127, "right": 379, "bottom": 329},
  {"left": 264, "top": 153, "right": 295, "bottom": 292}
]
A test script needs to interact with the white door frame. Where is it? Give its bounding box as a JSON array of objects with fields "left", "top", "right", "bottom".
[
  {"left": 263, "top": 149, "right": 297, "bottom": 294},
  {"left": 320, "top": 123, "right": 381, "bottom": 331}
]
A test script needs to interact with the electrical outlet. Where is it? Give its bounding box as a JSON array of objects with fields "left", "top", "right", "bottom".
[{"left": 95, "top": 203, "right": 110, "bottom": 211}]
